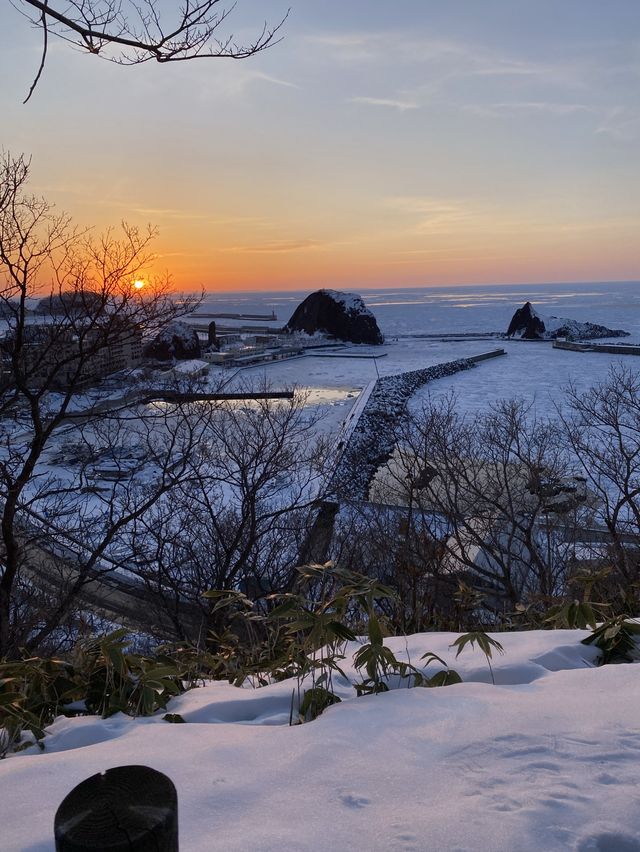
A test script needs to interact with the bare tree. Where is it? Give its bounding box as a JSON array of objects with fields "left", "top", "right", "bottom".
[
  {"left": 561, "top": 365, "right": 640, "bottom": 607},
  {"left": 0, "top": 151, "right": 204, "bottom": 656},
  {"left": 124, "top": 391, "right": 329, "bottom": 641},
  {"left": 366, "top": 394, "right": 589, "bottom": 620},
  {"left": 329, "top": 500, "right": 455, "bottom": 634},
  {"left": 13, "top": 0, "right": 289, "bottom": 101}
]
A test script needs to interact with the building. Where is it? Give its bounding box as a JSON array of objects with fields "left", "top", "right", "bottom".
[{"left": 4, "top": 320, "right": 143, "bottom": 390}]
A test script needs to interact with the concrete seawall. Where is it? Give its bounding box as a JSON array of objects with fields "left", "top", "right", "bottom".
[{"left": 553, "top": 340, "right": 640, "bottom": 356}]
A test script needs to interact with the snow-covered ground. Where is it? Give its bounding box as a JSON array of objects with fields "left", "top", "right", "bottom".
[
  {"left": 2, "top": 628, "right": 640, "bottom": 851},
  {"left": 5, "top": 283, "right": 640, "bottom": 850}
]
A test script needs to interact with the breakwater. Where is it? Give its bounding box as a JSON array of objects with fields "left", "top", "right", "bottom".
[{"left": 329, "top": 349, "right": 505, "bottom": 501}]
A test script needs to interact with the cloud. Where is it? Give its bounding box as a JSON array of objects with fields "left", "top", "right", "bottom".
[
  {"left": 191, "top": 65, "right": 300, "bottom": 102},
  {"left": 133, "top": 208, "right": 210, "bottom": 221},
  {"left": 306, "top": 30, "right": 578, "bottom": 81},
  {"left": 348, "top": 96, "right": 419, "bottom": 111},
  {"left": 595, "top": 106, "right": 640, "bottom": 140},
  {"left": 463, "top": 100, "right": 640, "bottom": 140},
  {"left": 225, "top": 239, "right": 325, "bottom": 254},
  {"left": 303, "top": 33, "right": 385, "bottom": 63},
  {"left": 465, "top": 101, "right": 593, "bottom": 118},
  {"left": 246, "top": 71, "right": 300, "bottom": 90},
  {"left": 384, "top": 196, "right": 561, "bottom": 238},
  {"left": 386, "top": 197, "right": 474, "bottom": 232}
]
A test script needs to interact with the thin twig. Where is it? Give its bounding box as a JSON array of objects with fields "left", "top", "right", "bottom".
[{"left": 23, "top": 0, "right": 49, "bottom": 104}]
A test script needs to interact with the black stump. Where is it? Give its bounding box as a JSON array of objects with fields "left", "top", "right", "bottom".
[{"left": 54, "top": 765, "right": 178, "bottom": 852}]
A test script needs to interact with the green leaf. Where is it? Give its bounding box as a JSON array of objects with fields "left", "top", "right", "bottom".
[
  {"left": 267, "top": 597, "right": 301, "bottom": 619},
  {"left": 420, "top": 651, "right": 449, "bottom": 668},
  {"left": 450, "top": 631, "right": 505, "bottom": 660},
  {"left": 427, "top": 670, "right": 463, "bottom": 687},
  {"left": 327, "top": 621, "right": 357, "bottom": 642},
  {"left": 367, "top": 615, "right": 384, "bottom": 647},
  {"left": 299, "top": 687, "right": 341, "bottom": 722}
]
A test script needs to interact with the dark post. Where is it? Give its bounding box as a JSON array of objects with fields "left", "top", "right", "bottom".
[
  {"left": 208, "top": 321, "right": 218, "bottom": 350},
  {"left": 54, "top": 765, "right": 178, "bottom": 851}
]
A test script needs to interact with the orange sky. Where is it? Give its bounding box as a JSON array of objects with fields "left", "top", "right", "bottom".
[{"left": 1, "top": 1, "right": 638, "bottom": 292}]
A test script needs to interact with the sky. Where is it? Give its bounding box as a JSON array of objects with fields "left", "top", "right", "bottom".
[{"left": 0, "top": 0, "right": 639, "bottom": 292}]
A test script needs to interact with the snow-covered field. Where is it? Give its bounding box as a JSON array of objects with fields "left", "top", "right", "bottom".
[{"left": 2, "top": 628, "right": 640, "bottom": 852}]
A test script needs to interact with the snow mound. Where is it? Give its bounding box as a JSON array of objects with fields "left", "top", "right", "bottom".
[{"left": 3, "top": 629, "right": 639, "bottom": 852}]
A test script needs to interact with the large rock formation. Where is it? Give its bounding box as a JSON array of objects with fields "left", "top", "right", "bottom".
[
  {"left": 284, "top": 289, "right": 383, "bottom": 345},
  {"left": 143, "top": 320, "right": 201, "bottom": 361},
  {"left": 506, "top": 302, "right": 629, "bottom": 341}
]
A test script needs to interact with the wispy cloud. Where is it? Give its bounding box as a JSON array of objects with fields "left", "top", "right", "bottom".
[
  {"left": 348, "top": 96, "right": 419, "bottom": 111},
  {"left": 386, "top": 197, "right": 474, "bottom": 232},
  {"left": 133, "top": 209, "right": 272, "bottom": 227},
  {"left": 465, "top": 101, "right": 593, "bottom": 118},
  {"left": 247, "top": 71, "right": 300, "bottom": 90},
  {"left": 225, "top": 239, "right": 325, "bottom": 254},
  {"left": 303, "top": 33, "right": 385, "bottom": 63},
  {"left": 192, "top": 65, "right": 300, "bottom": 102},
  {"left": 304, "top": 30, "right": 584, "bottom": 88},
  {"left": 595, "top": 106, "right": 640, "bottom": 140},
  {"left": 463, "top": 100, "right": 640, "bottom": 141},
  {"left": 384, "top": 196, "right": 566, "bottom": 238},
  {"left": 133, "top": 207, "right": 210, "bottom": 222}
]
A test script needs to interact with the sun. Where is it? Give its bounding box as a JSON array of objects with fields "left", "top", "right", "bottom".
[{"left": 132, "top": 279, "right": 146, "bottom": 291}]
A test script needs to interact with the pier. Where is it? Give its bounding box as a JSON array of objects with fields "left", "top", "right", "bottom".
[{"left": 553, "top": 340, "right": 640, "bottom": 356}]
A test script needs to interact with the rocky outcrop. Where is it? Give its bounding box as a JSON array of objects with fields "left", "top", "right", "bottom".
[
  {"left": 506, "top": 302, "right": 629, "bottom": 341},
  {"left": 143, "top": 321, "right": 201, "bottom": 361},
  {"left": 285, "top": 289, "right": 384, "bottom": 345}
]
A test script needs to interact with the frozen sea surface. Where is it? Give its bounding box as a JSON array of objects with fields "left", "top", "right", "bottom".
[
  {"left": 201, "top": 281, "right": 640, "bottom": 419},
  {"left": 197, "top": 280, "right": 640, "bottom": 338}
]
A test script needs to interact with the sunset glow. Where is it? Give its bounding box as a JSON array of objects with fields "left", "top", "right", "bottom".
[{"left": 1, "top": 1, "right": 638, "bottom": 292}]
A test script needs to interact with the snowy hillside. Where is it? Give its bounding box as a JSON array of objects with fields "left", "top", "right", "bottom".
[{"left": 2, "top": 629, "right": 640, "bottom": 851}]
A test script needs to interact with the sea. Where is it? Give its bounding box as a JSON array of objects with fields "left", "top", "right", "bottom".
[{"left": 197, "top": 280, "right": 640, "bottom": 340}]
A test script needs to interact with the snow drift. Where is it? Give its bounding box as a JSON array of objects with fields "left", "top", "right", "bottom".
[{"left": 2, "top": 629, "right": 640, "bottom": 852}]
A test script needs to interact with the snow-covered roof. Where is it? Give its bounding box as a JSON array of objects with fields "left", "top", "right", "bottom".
[{"left": 170, "top": 359, "right": 209, "bottom": 374}]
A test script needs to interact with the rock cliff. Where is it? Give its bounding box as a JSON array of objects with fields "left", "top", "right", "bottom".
[
  {"left": 284, "top": 289, "right": 383, "bottom": 345},
  {"left": 506, "top": 302, "right": 629, "bottom": 341}
]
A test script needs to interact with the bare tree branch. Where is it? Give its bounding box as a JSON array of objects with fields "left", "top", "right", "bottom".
[
  {"left": 22, "top": 0, "right": 49, "bottom": 104},
  {"left": 14, "top": 0, "right": 289, "bottom": 100}
]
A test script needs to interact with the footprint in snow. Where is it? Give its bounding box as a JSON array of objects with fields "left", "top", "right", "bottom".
[{"left": 339, "top": 793, "right": 371, "bottom": 809}]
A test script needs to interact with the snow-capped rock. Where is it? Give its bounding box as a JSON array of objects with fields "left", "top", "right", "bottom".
[
  {"left": 506, "top": 301, "right": 629, "bottom": 340},
  {"left": 143, "top": 320, "right": 201, "bottom": 361},
  {"left": 284, "top": 289, "right": 384, "bottom": 345}
]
